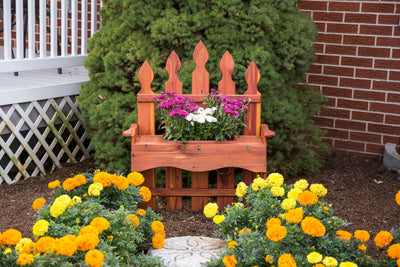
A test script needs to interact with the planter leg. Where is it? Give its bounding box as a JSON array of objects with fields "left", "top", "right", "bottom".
[
  {"left": 217, "top": 168, "right": 235, "bottom": 210},
  {"left": 191, "top": 172, "right": 209, "bottom": 210},
  {"left": 165, "top": 167, "right": 183, "bottom": 210}
]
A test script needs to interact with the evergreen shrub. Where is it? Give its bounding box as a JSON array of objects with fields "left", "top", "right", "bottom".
[{"left": 79, "top": 0, "right": 329, "bottom": 176}]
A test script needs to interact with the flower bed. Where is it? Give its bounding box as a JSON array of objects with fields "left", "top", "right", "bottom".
[{"left": 0, "top": 171, "right": 165, "bottom": 266}]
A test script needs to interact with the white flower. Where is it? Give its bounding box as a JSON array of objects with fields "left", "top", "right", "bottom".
[
  {"left": 204, "top": 108, "right": 213, "bottom": 115},
  {"left": 205, "top": 115, "right": 217, "bottom": 123},
  {"left": 185, "top": 114, "right": 193, "bottom": 121}
]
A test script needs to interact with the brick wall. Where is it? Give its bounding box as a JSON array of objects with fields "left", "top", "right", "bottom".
[{"left": 298, "top": 0, "right": 400, "bottom": 158}]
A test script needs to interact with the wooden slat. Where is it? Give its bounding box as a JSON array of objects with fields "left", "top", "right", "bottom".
[{"left": 137, "top": 93, "right": 261, "bottom": 103}]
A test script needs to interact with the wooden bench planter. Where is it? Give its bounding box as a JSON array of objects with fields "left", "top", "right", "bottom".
[{"left": 123, "top": 41, "right": 275, "bottom": 211}]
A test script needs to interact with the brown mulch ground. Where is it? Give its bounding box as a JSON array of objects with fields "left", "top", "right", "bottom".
[{"left": 1, "top": 153, "right": 400, "bottom": 259}]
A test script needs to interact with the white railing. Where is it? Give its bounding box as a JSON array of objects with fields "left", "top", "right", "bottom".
[{"left": 0, "top": 0, "right": 100, "bottom": 73}]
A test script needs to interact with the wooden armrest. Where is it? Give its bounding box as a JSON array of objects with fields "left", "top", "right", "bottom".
[
  {"left": 261, "top": 124, "right": 275, "bottom": 138},
  {"left": 123, "top": 123, "right": 139, "bottom": 139}
]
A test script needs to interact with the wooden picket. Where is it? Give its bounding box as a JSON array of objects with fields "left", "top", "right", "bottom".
[{"left": 124, "top": 41, "right": 275, "bottom": 210}]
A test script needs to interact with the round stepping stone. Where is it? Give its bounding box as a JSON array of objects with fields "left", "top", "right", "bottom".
[{"left": 148, "top": 236, "right": 226, "bottom": 267}]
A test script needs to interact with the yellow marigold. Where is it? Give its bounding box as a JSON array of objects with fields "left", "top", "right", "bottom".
[
  {"left": 17, "top": 253, "right": 34, "bottom": 266},
  {"left": 309, "top": 183, "right": 327, "bottom": 197},
  {"left": 236, "top": 182, "right": 248, "bottom": 198},
  {"left": 297, "top": 190, "right": 318, "bottom": 206},
  {"left": 125, "top": 214, "right": 140, "bottom": 228},
  {"left": 307, "top": 252, "right": 323, "bottom": 264},
  {"left": 284, "top": 207, "right": 303, "bottom": 224},
  {"left": 301, "top": 216, "right": 326, "bottom": 237},
  {"left": 267, "top": 173, "right": 284, "bottom": 187},
  {"left": 354, "top": 230, "right": 370, "bottom": 243},
  {"left": 88, "top": 183, "right": 103, "bottom": 197},
  {"left": 266, "top": 218, "right": 282, "bottom": 229},
  {"left": 294, "top": 179, "right": 309, "bottom": 191},
  {"left": 75, "top": 233, "right": 100, "bottom": 251},
  {"left": 277, "top": 253, "right": 296, "bottom": 267},
  {"left": 3, "top": 248, "right": 12, "bottom": 254},
  {"left": 137, "top": 209, "right": 146, "bottom": 216},
  {"left": 127, "top": 171, "right": 145, "bottom": 186},
  {"left": 15, "top": 238, "right": 34, "bottom": 254},
  {"left": 323, "top": 256, "right": 338, "bottom": 267},
  {"left": 139, "top": 186, "right": 152, "bottom": 202},
  {"left": 213, "top": 215, "right": 225, "bottom": 224},
  {"left": 48, "top": 179, "right": 60, "bottom": 189},
  {"left": 271, "top": 186, "right": 285, "bottom": 197},
  {"left": 265, "top": 255, "right": 274, "bottom": 264},
  {"left": 55, "top": 235, "right": 77, "bottom": 256},
  {"left": 387, "top": 243, "right": 400, "bottom": 259},
  {"left": 151, "top": 221, "right": 165, "bottom": 233},
  {"left": 222, "top": 255, "right": 237, "bottom": 267},
  {"left": 50, "top": 195, "right": 73, "bottom": 218},
  {"left": 85, "top": 249, "right": 105, "bottom": 267},
  {"left": 1, "top": 229, "right": 22, "bottom": 246},
  {"left": 80, "top": 225, "right": 100, "bottom": 236},
  {"left": 396, "top": 190, "right": 400, "bottom": 206},
  {"left": 266, "top": 225, "right": 287, "bottom": 242},
  {"left": 374, "top": 230, "right": 394, "bottom": 248},
  {"left": 204, "top": 202, "right": 219, "bottom": 218},
  {"left": 358, "top": 244, "right": 367, "bottom": 253},
  {"left": 34, "top": 236, "right": 55, "bottom": 253},
  {"left": 32, "top": 197, "right": 46, "bottom": 210},
  {"left": 252, "top": 177, "right": 267, "bottom": 191},
  {"left": 152, "top": 233, "right": 165, "bottom": 249},
  {"left": 93, "top": 171, "right": 113, "bottom": 187},
  {"left": 336, "top": 230, "right": 352, "bottom": 241},
  {"left": 287, "top": 188, "right": 302, "bottom": 200},
  {"left": 228, "top": 240, "right": 238, "bottom": 249},
  {"left": 238, "top": 228, "right": 252, "bottom": 235},
  {"left": 32, "top": 219, "right": 49, "bottom": 236},
  {"left": 338, "top": 262, "right": 357, "bottom": 267},
  {"left": 281, "top": 198, "right": 297, "bottom": 211},
  {"left": 112, "top": 175, "right": 130, "bottom": 190},
  {"left": 90, "top": 217, "right": 110, "bottom": 233},
  {"left": 62, "top": 177, "right": 78, "bottom": 191}
]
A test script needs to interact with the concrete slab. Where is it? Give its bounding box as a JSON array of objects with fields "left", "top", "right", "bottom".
[{"left": 148, "top": 236, "right": 226, "bottom": 267}]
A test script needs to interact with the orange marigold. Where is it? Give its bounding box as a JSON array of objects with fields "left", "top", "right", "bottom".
[
  {"left": 93, "top": 171, "right": 113, "bottom": 187},
  {"left": 228, "top": 240, "right": 238, "bottom": 249},
  {"left": 127, "top": 171, "right": 145, "bottom": 186},
  {"left": 336, "top": 230, "right": 352, "bottom": 241},
  {"left": 90, "top": 217, "right": 110, "bottom": 233},
  {"left": 266, "top": 225, "right": 287, "bottom": 242},
  {"left": 137, "top": 209, "right": 146, "bottom": 216},
  {"left": 55, "top": 235, "right": 77, "bottom": 256},
  {"left": 284, "top": 207, "right": 303, "bottom": 224},
  {"left": 80, "top": 225, "right": 100, "bottom": 236},
  {"left": 238, "top": 228, "right": 252, "bottom": 235},
  {"left": 301, "top": 216, "right": 326, "bottom": 237},
  {"left": 48, "top": 180, "right": 60, "bottom": 189},
  {"left": 354, "top": 230, "right": 370, "bottom": 243},
  {"left": 266, "top": 218, "right": 282, "bottom": 229},
  {"left": 396, "top": 190, "right": 400, "bottom": 206},
  {"left": 75, "top": 233, "right": 100, "bottom": 251},
  {"left": 74, "top": 174, "right": 87, "bottom": 187},
  {"left": 222, "top": 255, "right": 237, "bottom": 267},
  {"left": 111, "top": 175, "right": 130, "bottom": 190},
  {"left": 34, "top": 236, "right": 56, "bottom": 254},
  {"left": 125, "top": 214, "right": 140, "bottom": 228},
  {"left": 387, "top": 244, "right": 400, "bottom": 259},
  {"left": 374, "top": 230, "right": 393, "bottom": 248},
  {"left": 151, "top": 221, "right": 165, "bottom": 234},
  {"left": 139, "top": 186, "right": 152, "bottom": 202},
  {"left": 32, "top": 197, "right": 46, "bottom": 210},
  {"left": 265, "top": 255, "right": 274, "bottom": 264},
  {"left": 297, "top": 190, "right": 318, "bottom": 206},
  {"left": 278, "top": 253, "right": 296, "bottom": 267},
  {"left": 358, "top": 244, "right": 367, "bottom": 253},
  {"left": 152, "top": 233, "right": 165, "bottom": 249},
  {"left": 85, "top": 249, "right": 105, "bottom": 267},
  {"left": 1, "top": 229, "right": 22, "bottom": 246},
  {"left": 17, "top": 253, "right": 34, "bottom": 266},
  {"left": 62, "top": 177, "right": 78, "bottom": 191}
]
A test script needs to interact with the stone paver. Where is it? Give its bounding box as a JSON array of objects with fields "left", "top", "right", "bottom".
[{"left": 148, "top": 236, "right": 226, "bottom": 267}]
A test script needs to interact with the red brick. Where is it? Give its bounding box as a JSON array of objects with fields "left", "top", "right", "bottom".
[
  {"left": 393, "top": 50, "right": 400, "bottom": 58},
  {"left": 340, "top": 77, "right": 371, "bottom": 89},
  {"left": 335, "top": 140, "right": 365, "bottom": 151},
  {"left": 337, "top": 98, "right": 369, "bottom": 110},
  {"left": 358, "top": 47, "right": 391, "bottom": 58},
  {"left": 343, "top": 35, "right": 375, "bottom": 46},
  {"left": 321, "top": 138, "right": 334, "bottom": 147},
  {"left": 377, "top": 37, "right": 400, "bottom": 47},
  {"left": 390, "top": 71, "right": 400, "bottom": 81},
  {"left": 314, "top": 12, "right": 343, "bottom": 22},
  {"left": 354, "top": 90, "right": 386, "bottom": 101},
  {"left": 368, "top": 123, "right": 400, "bottom": 135},
  {"left": 351, "top": 132, "right": 382, "bottom": 143},
  {"left": 322, "top": 87, "right": 352, "bottom": 98},
  {"left": 314, "top": 54, "right": 340, "bottom": 65},
  {"left": 345, "top": 13, "right": 376, "bottom": 24},
  {"left": 319, "top": 107, "right": 351, "bottom": 119},
  {"left": 352, "top": 111, "right": 384, "bottom": 123},
  {"left": 362, "top": 3, "right": 395, "bottom": 13},
  {"left": 315, "top": 22, "right": 326, "bottom": 32},
  {"left": 360, "top": 25, "right": 393, "bottom": 36},
  {"left": 314, "top": 116, "right": 334, "bottom": 127},
  {"left": 326, "top": 44, "right": 357, "bottom": 55},
  {"left": 327, "top": 23, "right": 358, "bottom": 34},
  {"left": 375, "top": 59, "right": 400, "bottom": 70},
  {"left": 298, "top": 1, "right": 328, "bottom": 11},
  {"left": 325, "top": 128, "right": 349, "bottom": 139},
  {"left": 370, "top": 102, "right": 400, "bottom": 113},
  {"left": 308, "top": 64, "right": 322, "bottom": 74},
  {"left": 317, "top": 33, "right": 342, "bottom": 44},
  {"left": 336, "top": 119, "right": 366, "bottom": 131},
  {"left": 341, "top": 57, "right": 373, "bottom": 68},
  {"left": 356, "top": 69, "right": 388, "bottom": 80},
  {"left": 386, "top": 115, "right": 400, "bottom": 125},
  {"left": 388, "top": 93, "right": 400, "bottom": 103},
  {"left": 373, "top": 81, "right": 400, "bottom": 92},
  {"left": 394, "top": 27, "right": 400, "bottom": 36},
  {"left": 324, "top": 66, "right": 354, "bottom": 76},
  {"left": 383, "top": 135, "right": 400, "bottom": 144},
  {"left": 314, "top": 43, "right": 324, "bottom": 53},
  {"left": 329, "top": 2, "right": 360, "bottom": 12},
  {"left": 366, "top": 143, "right": 385, "bottom": 154},
  {"left": 325, "top": 97, "right": 337, "bottom": 107},
  {"left": 378, "top": 15, "right": 399, "bottom": 25},
  {"left": 309, "top": 74, "right": 339, "bottom": 86}
]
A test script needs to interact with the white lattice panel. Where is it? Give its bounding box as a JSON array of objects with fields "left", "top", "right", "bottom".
[{"left": 0, "top": 95, "right": 91, "bottom": 184}]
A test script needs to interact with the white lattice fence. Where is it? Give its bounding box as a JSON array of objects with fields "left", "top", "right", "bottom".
[{"left": 0, "top": 95, "right": 91, "bottom": 184}]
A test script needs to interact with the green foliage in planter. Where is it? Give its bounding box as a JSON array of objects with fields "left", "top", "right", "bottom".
[{"left": 79, "top": 0, "right": 328, "bottom": 175}]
